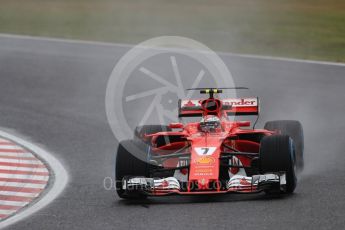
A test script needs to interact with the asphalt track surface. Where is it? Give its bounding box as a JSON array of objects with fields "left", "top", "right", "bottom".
[{"left": 0, "top": 35, "right": 345, "bottom": 230}]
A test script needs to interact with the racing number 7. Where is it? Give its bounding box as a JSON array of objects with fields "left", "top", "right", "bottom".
[{"left": 201, "top": 147, "right": 209, "bottom": 155}]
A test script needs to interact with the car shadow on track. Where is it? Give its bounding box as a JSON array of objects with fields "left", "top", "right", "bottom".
[{"left": 115, "top": 192, "right": 298, "bottom": 207}]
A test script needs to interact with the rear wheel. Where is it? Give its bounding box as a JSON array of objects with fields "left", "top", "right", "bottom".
[
  {"left": 264, "top": 120, "right": 304, "bottom": 172},
  {"left": 260, "top": 135, "right": 297, "bottom": 194},
  {"left": 115, "top": 139, "right": 150, "bottom": 199}
]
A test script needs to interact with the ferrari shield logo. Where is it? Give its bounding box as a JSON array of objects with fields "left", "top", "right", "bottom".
[{"left": 195, "top": 156, "right": 216, "bottom": 164}]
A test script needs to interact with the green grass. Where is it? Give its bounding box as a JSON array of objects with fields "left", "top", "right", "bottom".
[{"left": 1, "top": 0, "right": 345, "bottom": 62}]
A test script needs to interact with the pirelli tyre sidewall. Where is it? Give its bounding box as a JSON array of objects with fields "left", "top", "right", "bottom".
[
  {"left": 115, "top": 139, "right": 150, "bottom": 199},
  {"left": 260, "top": 135, "right": 297, "bottom": 194}
]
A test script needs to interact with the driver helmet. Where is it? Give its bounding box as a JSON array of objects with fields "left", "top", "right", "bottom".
[
  {"left": 200, "top": 115, "right": 221, "bottom": 131},
  {"left": 201, "top": 115, "right": 220, "bottom": 123}
]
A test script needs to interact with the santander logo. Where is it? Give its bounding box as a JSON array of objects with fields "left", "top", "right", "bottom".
[
  {"left": 182, "top": 98, "right": 257, "bottom": 108},
  {"left": 222, "top": 98, "right": 258, "bottom": 107}
]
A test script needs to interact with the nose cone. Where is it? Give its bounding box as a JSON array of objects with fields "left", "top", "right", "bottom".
[
  {"left": 189, "top": 137, "right": 222, "bottom": 190},
  {"left": 197, "top": 178, "right": 209, "bottom": 190}
]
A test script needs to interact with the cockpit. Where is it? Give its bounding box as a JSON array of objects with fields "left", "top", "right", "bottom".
[{"left": 199, "top": 115, "right": 221, "bottom": 132}]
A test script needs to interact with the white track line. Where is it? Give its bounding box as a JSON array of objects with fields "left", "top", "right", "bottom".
[
  {"left": 0, "top": 158, "right": 43, "bottom": 164},
  {"left": 0, "top": 146, "right": 25, "bottom": 150},
  {"left": 0, "top": 33, "right": 132, "bottom": 49},
  {"left": 0, "top": 201, "right": 29, "bottom": 207},
  {"left": 0, "top": 130, "right": 68, "bottom": 228},
  {"left": 0, "top": 191, "right": 38, "bottom": 198},
  {"left": 0, "top": 153, "right": 35, "bottom": 158},
  {"left": 0, "top": 182, "right": 46, "bottom": 189},
  {"left": 0, "top": 33, "right": 344, "bottom": 67},
  {"left": 0, "top": 166, "right": 48, "bottom": 173},
  {"left": 0, "top": 173, "right": 48, "bottom": 181},
  {"left": 0, "top": 210, "right": 15, "bottom": 215}
]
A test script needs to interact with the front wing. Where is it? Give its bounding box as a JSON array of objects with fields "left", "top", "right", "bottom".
[{"left": 121, "top": 173, "right": 287, "bottom": 196}]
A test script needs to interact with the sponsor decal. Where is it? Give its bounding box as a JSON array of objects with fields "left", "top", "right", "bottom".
[
  {"left": 182, "top": 98, "right": 257, "bottom": 108},
  {"left": 222, "top": 98, "right": 258, "bottom": 107},
  {"left": 195, "top": 172, "right": 213, "bottom": 176},
  {"left": 195, "top": 156, "right": 215, "bottom": 164},
  {"left": 184, "top": 100, "right": 197, "bottom": 107},
  {"left": 195, "top": 168, "right": 212, "bottom": 173}
]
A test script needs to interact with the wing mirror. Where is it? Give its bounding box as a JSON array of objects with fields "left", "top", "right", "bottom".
[{"left": 169, "top": 123, "right": 184, "bottom": 129}]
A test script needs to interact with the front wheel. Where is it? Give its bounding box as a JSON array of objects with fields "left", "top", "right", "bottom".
[
  {"left": 264, "top": 120, "right": 304, "bottom": 172},
  {"left": 260, "top": 135, "right": 297, "bottom": 194},
  {"left": 115, "top": 139, "right": 150, "bottom": 199}
]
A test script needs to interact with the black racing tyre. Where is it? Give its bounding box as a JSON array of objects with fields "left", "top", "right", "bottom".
[
  {"left": 264, "top": 120, "right": 304, "bottom": 172},
  {"left": 260, "top": 135, "right": 297, "bottom": 194},
  {"left": 134, "top": 125, "right": 172, "bottom": 142},
  {"left": 115, "top": 139, "right": 150, "bottom": 199}
]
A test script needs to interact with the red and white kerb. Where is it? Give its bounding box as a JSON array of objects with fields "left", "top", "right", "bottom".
[{"left": 0, "top": 137, "right": 49, "bottom": 220}]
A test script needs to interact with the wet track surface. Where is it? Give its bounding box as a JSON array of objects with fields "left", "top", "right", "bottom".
[{"left": 0, "top": 35, "right": 345, "bottom": 229}]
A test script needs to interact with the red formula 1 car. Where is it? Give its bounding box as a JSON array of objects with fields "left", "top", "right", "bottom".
[{"left": 116, "top": 88, "right": 304, "bottom": 199}]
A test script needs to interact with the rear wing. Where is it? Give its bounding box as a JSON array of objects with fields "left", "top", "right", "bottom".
[{"left": 178, "top": 97, "right": 259, "bottom": 117}]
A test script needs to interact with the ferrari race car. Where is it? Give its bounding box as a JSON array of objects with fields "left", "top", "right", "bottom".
[{"left": 116, "top": 88, "right": 304, "bottom": 199}]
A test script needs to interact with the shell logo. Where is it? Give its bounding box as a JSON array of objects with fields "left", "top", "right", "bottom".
[{"left": 196, "top": 156, "right": 215, "bottom": 164}]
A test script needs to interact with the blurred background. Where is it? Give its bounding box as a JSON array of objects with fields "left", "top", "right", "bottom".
[
  {"left": 1, "top": 0, "right": 344, "bottom": 62},
  {"left": 0, "top": 2, "right": 345, "bottom": 229}
]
